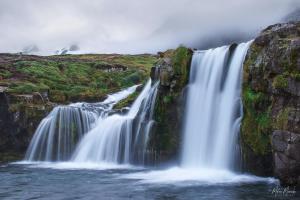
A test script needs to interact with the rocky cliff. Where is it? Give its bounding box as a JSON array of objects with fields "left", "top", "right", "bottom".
[{"left": 241, "top": 21, "right": 300, "bottom": 185}]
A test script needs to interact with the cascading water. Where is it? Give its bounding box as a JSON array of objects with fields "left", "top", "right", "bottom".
[
  {"left": 72, "top": 79, "right": 159, "bottom": 165},
  {"left": 122, "top": 41, "right": 275, "bottom": 185},
  {"left": 24, "top": 105, "right": 98, "bottom": 161},
  {"left": 181, "top": 41, "right": 252, "bottom": 170},
  {"left": 24, "top": 85, "right": 139, "bottom": 161}
]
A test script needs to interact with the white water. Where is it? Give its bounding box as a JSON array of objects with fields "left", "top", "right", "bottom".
[
  {"left": 72, "top": 80, "right": 159, "bottom": 164},
  {"left": 181, "top": 41, "right": 252, "bottom": 170},
  {"left": 20, "top": 41, "right": 278, "bottom": 186},
  {"left": 121, "top": 42, "right": 273, "bottom": 185},
  {"left": 24, "top": 85, "right": 139, "bottom": 161},
  {"left": 123, "top": 167, "right": 277, "bottom": 185}
]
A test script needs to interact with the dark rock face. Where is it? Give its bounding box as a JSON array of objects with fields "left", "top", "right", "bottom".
[
  {"left": 241, "top": 21, "right": 300, "bottom": 185},
  {"left": 0, "top": 91, "right": 53, "bottom": 163},
  {"left": 272, "top": 131, "right": 300, "bottom": 185},
  {"left": 147, "top": 47, "right": 192, "bottom": 165}
]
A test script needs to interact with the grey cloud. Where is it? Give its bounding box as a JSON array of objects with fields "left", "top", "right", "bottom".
[{"left": 0, "top": 0, "right": 299, "bottom": 54}]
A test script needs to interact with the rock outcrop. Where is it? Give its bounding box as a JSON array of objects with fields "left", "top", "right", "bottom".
[
  {"left": 146, "top": 47, "right": 192, "bottom": 165},
  {"left": 0, "top": 91, "right": 53, "bottom": 162},
  {"left": 241, "top": 21, "right": 300, "bottom": 185}
]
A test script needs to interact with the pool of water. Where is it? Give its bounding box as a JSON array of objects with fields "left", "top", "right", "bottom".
[{"left": 0, "top": 162, "right": 298, "bottom": 200}]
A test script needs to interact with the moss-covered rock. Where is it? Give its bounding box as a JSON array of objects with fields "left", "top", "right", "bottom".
[
  {"left": 0, "top": 91, "right": 54, "bottom": 162},
  {"left": 147, "top": 46, "right": 192, "bottom": 164},
  {"left": 241, "top": 21, "right": 300, "bottom": 185},
  {"left": 272, "top": 75, "right": 289, "bottom": 90},
  {"left": 241, "top": 86, "right": 272, "bottom": 155},
  {"left": 113, "top": 90, "right": 140, "bottom": 110}
]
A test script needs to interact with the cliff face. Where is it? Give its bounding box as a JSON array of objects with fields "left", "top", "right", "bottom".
[
  {"left": 242, "top": 22, "right": 300, "bottom": 185},
  {"left": 0, "top": 91, "right": 53, "bottom": 162}
]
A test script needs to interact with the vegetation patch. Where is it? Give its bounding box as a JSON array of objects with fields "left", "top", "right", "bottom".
[
  {"left": 171, "top": 46, "right": 192, "bottom": 87},
  {"left": 272, "top": 75, "right": 288, "bottom": 90},
  {"left": 274, "top": 107, "right": 291, "bottom": 130},
  {"left": 150, "top": 46, "right": 192, "bottom": 155},
  {"left": 241, "top": 86, "right": 272, "bottom": 155},
  {"left": 113, "top": 90, "right": 140, "bottom": 110},
  {"left": 0, "top": 54, "right": 158, "bottom": 103}
]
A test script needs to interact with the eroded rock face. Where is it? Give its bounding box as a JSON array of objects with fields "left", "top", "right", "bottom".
[{"left": 241, "top": 21, "right": 300, "bottom": 185}]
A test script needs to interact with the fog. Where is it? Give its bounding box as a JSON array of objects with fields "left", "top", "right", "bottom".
[{"left": 0, "top": 0, "right": 299, "bottom": 54}]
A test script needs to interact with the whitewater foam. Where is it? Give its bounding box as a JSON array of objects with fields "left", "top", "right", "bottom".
[
  {"left": 122, "top": 167, "right": 278, "bottom": 185},
  {"left": 14, "top": 161, "right": 138, "bottom": 171}
]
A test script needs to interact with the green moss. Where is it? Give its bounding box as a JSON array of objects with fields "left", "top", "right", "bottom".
[
  {"left": 243, "top": 43, "right": 263, "bottom": 81},
  {"left": 272, "top": 75, "right": 288, "bottom": 89},
  {"left": 148, "top": 46, "right": 192, "bottom": 155},
  {"left": 113, "top": 91, "right": 139, "bottom": 110},
  {"left": 171, "top": 46, "right": 192, "bottom": 86},
  {"left": 274, "top": 107, "right": 291, "bottom": 130},
  {"left": 290, "top": 73, "right": 300, "bottom": 81},
  {"left": 242, "top": 86, "right": 272, "bottom": 155},
  {"left": 240, "top": 30, "right": 299, "bottom": 159},
  {"left": 163, "top": 95, "right": 173, "bottom": 104},
  {"left": 243, "top": 86, "right": 267, "bottom": 109}
]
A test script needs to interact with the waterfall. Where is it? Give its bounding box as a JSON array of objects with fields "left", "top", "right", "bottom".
[
  {"left": 72, "top": 79, "right": 159, "bottom": 165},
  {"left": 181, "top": 41, "right": 252, "bottom": 170},
  {"left": 24, "top": 85, "right": 139, "bottom": 161}
]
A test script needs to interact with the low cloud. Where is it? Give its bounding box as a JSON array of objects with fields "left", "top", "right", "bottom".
[{"left": 0, "top": 0, "right": 299, "bottom": 54}]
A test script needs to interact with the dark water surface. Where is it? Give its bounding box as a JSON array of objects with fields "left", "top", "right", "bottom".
[{"left": 0, "top": 163, "right": 298, "bottom": 200}]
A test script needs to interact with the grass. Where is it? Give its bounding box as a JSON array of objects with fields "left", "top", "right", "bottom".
[{"left": 0, "top": 54, "right": 158, "bottom": 103}]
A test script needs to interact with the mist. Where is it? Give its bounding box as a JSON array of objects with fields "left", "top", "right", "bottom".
[{"left": 0, "top": 0, "right": 299, "bottom": 54}]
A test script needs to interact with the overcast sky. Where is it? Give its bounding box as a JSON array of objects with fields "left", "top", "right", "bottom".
[{"left": 0, "top": 0, "right": 299, "bottom": 54}]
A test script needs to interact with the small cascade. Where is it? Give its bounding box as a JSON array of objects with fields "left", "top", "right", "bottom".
[
  {"left": 24, "top": 85, "right": 139, "bottom": 161},
  {"left": 24, "top": 105, "right": 99, "bottom": 161},
  {"left": 72, "top": 79, "right": 159, "bottom": 165},
  {"left": 181, "top": 41, "right": 252, "bottom": 170}
]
